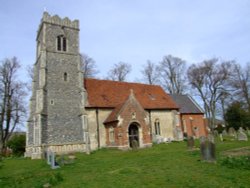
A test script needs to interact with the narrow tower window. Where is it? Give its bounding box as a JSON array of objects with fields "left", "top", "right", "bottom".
[
  {"left": 50, "top": 100, "right": 54, "bottom": 105},
  {"left": 64, "top": 72, "right": 68, "bottom": 81},
  {"left": 57, "top": 35, "right": 67, "bottom": 52},
  {"left": 57, "top": 36, "right": 61, "bottom": 51},
  {"left": 63, "top": 37, "right": 67, "bottom": 51}
]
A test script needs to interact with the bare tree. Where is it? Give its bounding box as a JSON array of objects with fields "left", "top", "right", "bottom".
[
  {"left": 230, "top": 62, "right": 250, "bottom": 111},
  {"left": 80, "top": 53, "right": 99, "bottom": 78},
  {"left": 141, "top": 60, "right": 158, "bottom": 85},
  {"left": 107, "top": 62, "right": 131, "bottom": 81},
  {"left": 158, "top": 55, "right": 187, "bottom": 94},
  {"left": 0, "top": 57, "right": 27, "bottom": 156},
  {"left": 187, "top": 58, "right": 235, "bottom": 131}
]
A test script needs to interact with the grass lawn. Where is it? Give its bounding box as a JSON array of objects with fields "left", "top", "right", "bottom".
[{"left": 0, "top": 139, "right": 250, "bottom": 188}]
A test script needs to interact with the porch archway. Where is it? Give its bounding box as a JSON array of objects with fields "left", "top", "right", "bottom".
[{"left": 128, "top": 123, "right": 140, "bottom": 148}]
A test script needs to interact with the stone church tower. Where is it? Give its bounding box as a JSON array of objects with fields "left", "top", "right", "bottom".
[{"left": 25, "top": 12, "right": 89, "bottom": 159}]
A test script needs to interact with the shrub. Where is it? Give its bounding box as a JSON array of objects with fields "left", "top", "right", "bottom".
[
  {"left": 7, "top": 134, "right": 26, "bottom": 156},
  {"left": 220, "top": 156, "right": 250, "bottom": 170}
]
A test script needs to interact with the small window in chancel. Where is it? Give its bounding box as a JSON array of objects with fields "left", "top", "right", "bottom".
[{"left": 154, "top": 119, "right": 161, "bottom": 135}]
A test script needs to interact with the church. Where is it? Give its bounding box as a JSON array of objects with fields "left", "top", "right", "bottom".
[{"left": 25, "top": 12, "right": 206, "bottom": 159}]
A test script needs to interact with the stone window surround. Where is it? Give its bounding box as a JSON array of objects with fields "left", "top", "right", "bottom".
[
  {"left": 57, "top": 35, "right": 67, "bottom": 52},
  {"left": 154, "top": 119, "right": 161, "bottom": 135}
]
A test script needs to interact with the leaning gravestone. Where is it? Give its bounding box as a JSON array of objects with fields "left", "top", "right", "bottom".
[
  {"left": 237, "top": 127, "right": 248, "bottom": 141},
  {"left": 187, "top": 136, "right": 194, "bottom": 149},
  {"left": 200, "top": 134, "right": 216, "bottom": 162}
]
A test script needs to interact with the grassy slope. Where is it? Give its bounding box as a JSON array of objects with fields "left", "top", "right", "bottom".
[{"left": 0, "top": 139, "right": 250, "bottom": 188}]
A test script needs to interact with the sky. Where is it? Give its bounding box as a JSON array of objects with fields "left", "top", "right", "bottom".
[{"left": 0, "top": 0, "right": 250, "bottom": 82}]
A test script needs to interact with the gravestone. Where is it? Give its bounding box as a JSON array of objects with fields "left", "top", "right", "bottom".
[
  {"left": 213, "top": 130, "right": 219, "bottom": 137},
  {"left": 200, "top": 134, "right": 216, "bottom": 162},
  {"left": 222, "top": 130, "right": 227, "bottom": 136},
  {"left": 228, "top": 127, "right": 236, "bottom": 137},
  {"left": 219, "top": 134, "right": 223, "bottom": 141},
  {"left": 246, "top": 127, "right": 250, "bottom": 136},
  {"left": 237, "top": 127, "right": 248, "bottom": 141},
  {"left": 187, "top": 136, "right": 194, "bottom": 149},
  {"left": 46, "top": 151, "right": 60, "bottom": 169}
]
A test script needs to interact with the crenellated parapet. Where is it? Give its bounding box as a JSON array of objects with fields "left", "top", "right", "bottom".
[{"left": 38, "top": 12, "right": 79, "bottom": 31}]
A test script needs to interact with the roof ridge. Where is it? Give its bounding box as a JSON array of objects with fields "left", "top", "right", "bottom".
[{"left": 84, "top": 78, "right": 163, "bottom": 88}]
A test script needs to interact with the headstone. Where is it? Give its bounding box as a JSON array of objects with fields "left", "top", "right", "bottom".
[
  {"left": 46, "top": 151, "right": 60, "bottom": 169},
  {"left": 246, "top": 127, "right": 250, "bottom": 136},
  {"left": 51, "top": 152, "right": 60, "bottom": 169},
  {"left": 200, "top": 134, "right": 216, "bottom": 162},
  {"left": 200, "top": 136, "right": 207, "bottom": 160},
  {"left": 213, "top": 130, "right": 219, "bottom": 137},
  {"left": 222, "top": 130, "right": 227, "bottom": 136},
  {"left": 219, "top": 134, "right": 223, "bottom": 141},
  {"left": 237, "top": 127, "right": 248, "bottom": 141},
  {"left": 208, "top": 134, "right": 216, "bottom": 161},
  {"left": 228, "top": 127, "right": 236, "bottom": 137},
  {"left": 187, "top": 136, "right": 194, "bottom": 149},
  {"left": 46, "top": 150, "right": 52, "bottom": 165}
]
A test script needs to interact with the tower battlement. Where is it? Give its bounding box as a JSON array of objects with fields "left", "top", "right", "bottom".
[{"left": 38, "top": 12, "right": 79, "bottom": 31}]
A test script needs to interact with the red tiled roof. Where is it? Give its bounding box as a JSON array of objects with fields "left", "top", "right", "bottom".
[
  {"left": 84, "top": 78, "right": 178, "bottom": 109},
  {"left": 103, "top": 102, "right": 124, "bottom": 124}
]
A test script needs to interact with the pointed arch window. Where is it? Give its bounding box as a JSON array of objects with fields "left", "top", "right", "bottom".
[
  {"left": 57, "top": 35, "right": 67, "bottom": 52},
  {"left": 155, "top": 119, "right": 161, "bottom": 135}
]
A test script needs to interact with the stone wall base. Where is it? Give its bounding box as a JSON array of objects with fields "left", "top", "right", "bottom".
[
  {"left": 107, "top": 142, "right": 152, "bottom": 150},
  {"left": 25, "top": 143, "right": 87, "bottom": 159}
]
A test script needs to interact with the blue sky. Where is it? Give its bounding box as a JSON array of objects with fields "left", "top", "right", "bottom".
[{"left": 0, "top": 0, "right": 250, "bottom": 81}]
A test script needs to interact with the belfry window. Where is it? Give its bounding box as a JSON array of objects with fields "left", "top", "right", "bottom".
[
  {"left": 63, "top": 37, "right": 67, "bottom": 51},
  {"left": 155, "top": 119, "right": 161, "bottom": 135},
  {"left": 64, "top": 72, "right": 68, "bottom": 81},
  {"left": 57, "top": 35, "right": 67, "bottom": 51}
]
